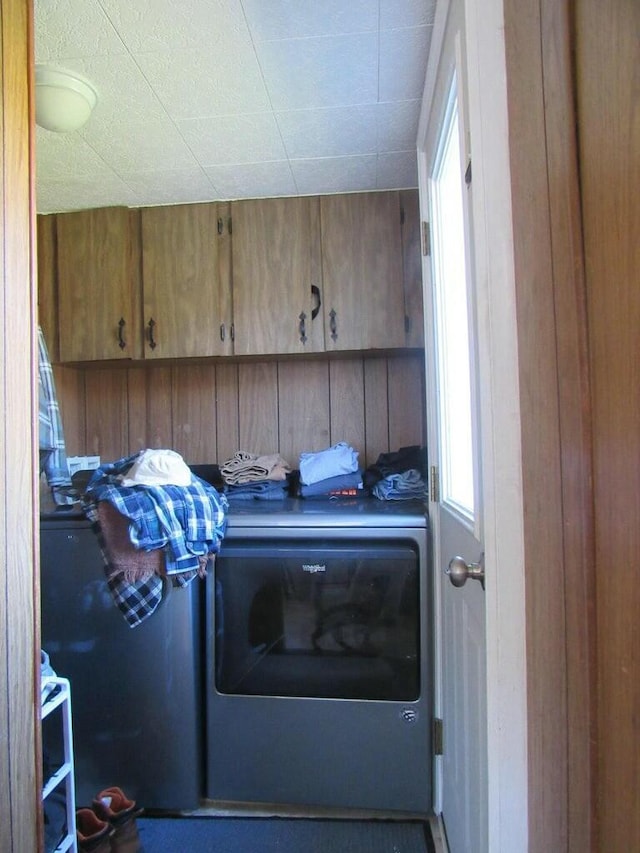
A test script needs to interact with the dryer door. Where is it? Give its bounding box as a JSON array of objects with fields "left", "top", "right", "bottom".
[{"left": 213, "top": 538, "right": 420, "bottom": 701}]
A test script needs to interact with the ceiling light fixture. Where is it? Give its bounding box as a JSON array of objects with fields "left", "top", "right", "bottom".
[{"left": 35, "top": 66, "right": 98, "bottom": 133}]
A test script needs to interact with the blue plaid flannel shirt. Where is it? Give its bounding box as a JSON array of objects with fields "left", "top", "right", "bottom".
[{"left": 83, "top": 452, "right": 228, "bottom": 627}]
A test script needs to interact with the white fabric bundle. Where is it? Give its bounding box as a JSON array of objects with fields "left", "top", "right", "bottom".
[{"left": 119, "top": 448, "right": 192, "bottom": 487}]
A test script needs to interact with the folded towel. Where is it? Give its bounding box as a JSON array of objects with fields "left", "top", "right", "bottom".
[
  {"left": 221, "top": 451, "right": 291, "bottom": 485},
  {"left": 299, "top": 442, "right": 359, "bottom": 486}
]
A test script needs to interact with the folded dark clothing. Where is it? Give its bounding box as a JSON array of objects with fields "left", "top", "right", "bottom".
[
  {"left": 363, "top": 446, "right": 427, "bottom": 489},
  {"left": 300, "top": 470, "right": 363, "bottom": 498}
]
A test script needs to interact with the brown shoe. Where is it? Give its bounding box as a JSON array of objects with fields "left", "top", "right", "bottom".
[
  {"left": 76, "top": 808, "right": 114, "bottom": 853},
  {"left": 92, "top": 787, "right": 143, "bottom": 853}
]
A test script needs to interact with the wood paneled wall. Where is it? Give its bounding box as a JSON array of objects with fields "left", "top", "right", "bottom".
[
  {"left": 0, "top": 1, "right": 40, "bottom": 851},
  {"left": 54, "top": 353, "right": 426, "bottom": 471}
]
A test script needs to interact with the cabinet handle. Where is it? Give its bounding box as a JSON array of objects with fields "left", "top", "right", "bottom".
[
  {"left": 217, "top": 217, "right": 224, "bottom": 235},
  {"left": 311, "top": 285, "right": 321, "bottom": 320},
  {"left": 230, "top": 323, "right": 235, "bottom": 342},
  {"left": 117, "top": 317, "right": 126, "bottom": 350},
  {"left": 220, "top": 323, "right": 226, "bottom": 342},
  {"left": 299, "top": 312, "right": 307, "bottom": 344},
  {"left": 329, "top": 308, "right": 338, "bottom": 342},
  {"left": 147, "top": 318, "right": 157, "bottom": 350}
]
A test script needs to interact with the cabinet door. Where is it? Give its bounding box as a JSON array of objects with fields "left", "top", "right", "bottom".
[
  {"left": 57, "top": 207, "right": 142, "bottom": 362},
  {"left": 141, "top": 202, "right": 232, "bottom": 359},
  {"left": 400, "top": 190, "right": 425, "bottom": 348},
  {"left": 231, "top": 196, "right": 324, "bottom": 356},
  {"left": 321, "top": 192, "right": 406, "bottom": 351},
  {"left": 37, "top": 214, "right": 58, "bottom": 361}
]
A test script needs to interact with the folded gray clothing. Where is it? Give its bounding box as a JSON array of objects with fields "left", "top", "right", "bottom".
[
  {"left": 300, "top": 470, "right": 363, "bottom": 497},
  {"left": 372, "top": 469, "right": 427, "bottom": 501},
  {"left": 225, "top": 480, "right": 289, "bottom": 501},
  {"left": 221, "top": 451, "right": 291, "bottom": 485}
]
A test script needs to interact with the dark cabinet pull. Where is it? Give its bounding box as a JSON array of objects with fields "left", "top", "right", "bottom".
[
  {"left": 299, "top": 311, "right": 307, "bottom": 344},
  {"left": 147, "top": 318, "right": 157, "bottom": 350},
  {"left": 117, "top": 317, "right": 126, "bottom": 350},
  {"left": 329, "top": 308, "right": 338, "bottom": 342},
  {"left": 311, "top": 284, "right": 321, "bottom": 320},
  {"left": 230, "top": 323, "right": 235, "bottom": 342}
]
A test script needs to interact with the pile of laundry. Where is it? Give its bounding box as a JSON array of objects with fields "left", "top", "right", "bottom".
[
  {"left": 298, "top": 441, "right": 363, "bottom": 497},
  {"left": 217, "top": 442, "right": 428, "bottom": 503},
  {"left": 82, "top": 448, "right": 228, "bottom": 627},
  {"left": 221, "top": 451, "right": 291, "bottom": 502},
  {"left": 363, "top": 445, "right": 428, "bottom": 501}
]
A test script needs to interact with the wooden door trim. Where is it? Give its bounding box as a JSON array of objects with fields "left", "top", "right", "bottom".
[{"left": 503, "top": 0, "right": 596, "bottom": 849}]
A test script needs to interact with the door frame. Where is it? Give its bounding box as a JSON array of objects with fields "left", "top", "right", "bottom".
[{"left": 418, "top": 0, "right": 528, "bottom": 848}]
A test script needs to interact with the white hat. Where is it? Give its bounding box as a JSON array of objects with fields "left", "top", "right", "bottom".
[{"left": 120, "top": 449, "right": 192, "bottom": 487}]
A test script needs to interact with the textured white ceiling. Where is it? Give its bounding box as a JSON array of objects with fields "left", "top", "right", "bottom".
[{"left": 35, "top": 0, "right": 435, "bottom": 214}]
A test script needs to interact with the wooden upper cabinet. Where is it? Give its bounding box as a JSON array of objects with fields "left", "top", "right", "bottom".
[
  {"left": 141, "top": 202, "right": 233, "bottom": 359},
  {"left": 37, "top": 214, "right": 59, "bottom": 361},
  {"left": 400, "top": 190, "right": 425, "bottom": 348},
  {"left": 56, "top": 207, "right": 142, "bottom": 362},
  {"left": 320, "top": 191, "right": 407, "bottom": 351},
  {"left": 231, "top": 196, "right": 324, "bottom": 356}
]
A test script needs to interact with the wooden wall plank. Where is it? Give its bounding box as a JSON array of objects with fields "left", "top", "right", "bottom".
[
  {"left": 84, "top": 370, "right": 128, "bottom": 462},
  {"left": 172, "top": 364, "right": 217, "bottom": 464},
  {"left": 278, "top": 360, "right": 331, "bottom": 467},
  {"left": 215, "top": 363, "right": 239, "bottom": 465},
  {"left": 144, "top": 367, "right": 172, "bottom": 449},
  {"left": 388, "top": 356, "right": 425, "bottom": 451},
  {"left": 364, "top": 357, "right": 390, "bottom": 464},
  {"left": 53, "top": 366, "right": 86, "bottom": 455},
  {"left": 238, "top": 362, "right": 279, "bottom": 455},
  {"left": 126, "top": 367, "right": 147, "bottom": 453},
  {"left": 329, "top": 358, "right": 365, "bottom": 460}
]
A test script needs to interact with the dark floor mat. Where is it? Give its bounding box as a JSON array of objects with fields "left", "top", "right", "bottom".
[{"left": 135, "top": 815, "right": 433, "bottom": 852}]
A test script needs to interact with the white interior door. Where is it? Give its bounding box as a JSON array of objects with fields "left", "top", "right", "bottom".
[
  {"left": 418, "top": 4, "right": 487, "bottom": 851},
  {"left": 418, "top": 0, "right": 529, "bottom": 850}
]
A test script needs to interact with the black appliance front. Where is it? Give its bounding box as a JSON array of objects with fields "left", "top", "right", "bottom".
[{"left": 206, "top": 527, "right": 431, "bottom": 813}]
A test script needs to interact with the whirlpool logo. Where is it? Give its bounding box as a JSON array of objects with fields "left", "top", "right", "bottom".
[{"left": 302, "top": 563, "right": 326, "bottom": 573}]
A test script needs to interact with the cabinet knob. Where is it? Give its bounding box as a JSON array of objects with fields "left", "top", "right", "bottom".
[{"left": 298, "top": 312, "right": 307, "bottom": 344}]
